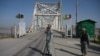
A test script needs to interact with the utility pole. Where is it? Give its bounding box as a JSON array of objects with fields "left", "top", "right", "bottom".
[
  {"left": 75, "top": 0, "right": 78, "bottom": 37},
  {"left": 76, "top": 0, "right": 78, "bottom": 25}
]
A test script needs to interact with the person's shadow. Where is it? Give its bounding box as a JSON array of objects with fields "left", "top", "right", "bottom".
[
  {"left": 29, "top": 47, "right": 52, "bottom": 56},
  {"left": 55, "top": 48, "right": 82, "bottom": 56},
  {"left": 75, "top": 44, "right": 100, "bottom": 55},
  {"left": 29, "top": 47, "right": 44, "bottom": 55}
]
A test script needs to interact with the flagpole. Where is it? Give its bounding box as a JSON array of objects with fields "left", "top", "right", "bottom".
[{"left": 60, "top": 0, "right": 63, "bottom": 31}]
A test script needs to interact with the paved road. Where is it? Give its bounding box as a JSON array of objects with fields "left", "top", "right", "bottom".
[
  {"left": 0, "top": 30, "right": 100, "bottom": 56},
  {"left": 0, "top": 30, "right": 46, "bottom": 56},
  {"left": 15, "top": 31, "right": 46, "bottom": 56},
  {"left": 51, "top": 31, "right": 100, "bottom": 56}
]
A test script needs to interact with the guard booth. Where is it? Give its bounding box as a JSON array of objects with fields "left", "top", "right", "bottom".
[{"left": 76, "top": 19, "right": 96, "bottom": 38}]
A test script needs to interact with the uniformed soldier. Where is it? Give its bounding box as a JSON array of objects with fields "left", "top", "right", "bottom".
[{"left": 45, "top": 24, "right": 52, "bottom": 56}]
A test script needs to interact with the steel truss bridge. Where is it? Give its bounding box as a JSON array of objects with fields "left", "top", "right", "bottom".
[{"left": 31, "top": 1, "right": 63, "bottom": 31}]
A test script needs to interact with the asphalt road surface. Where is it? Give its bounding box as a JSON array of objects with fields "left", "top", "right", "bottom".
[{"left": 15, "top": 31, "right": 46, "bottom": 56}]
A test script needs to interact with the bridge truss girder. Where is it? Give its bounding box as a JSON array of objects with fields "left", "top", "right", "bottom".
[{"left": 32, "top": 1, "right": 63, "bottom": 31}]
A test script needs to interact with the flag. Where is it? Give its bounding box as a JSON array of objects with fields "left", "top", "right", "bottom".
[
  {"left": 66, "top": 14, "right": 71, "bottom": 19},
  {"left": 63, "top": 15, "right": 66, "bottom": 20},
  {"left": 63, "top": 14, "right": 71, "bottom": 20},
  {"left": 16, "top": 13, "right": 24, "bottom": 19}
]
